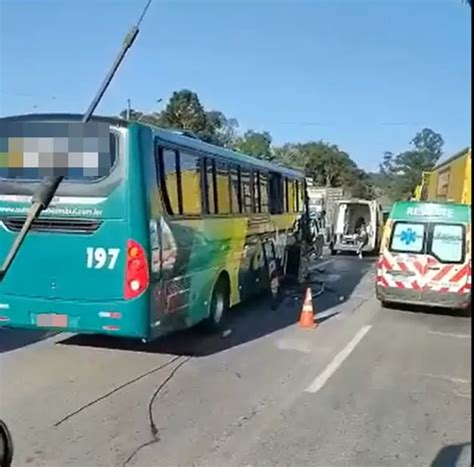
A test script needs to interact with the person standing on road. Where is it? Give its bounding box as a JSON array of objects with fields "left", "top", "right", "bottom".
[{"left": 355, "top": 217, "right": 368, "bottom": 259}]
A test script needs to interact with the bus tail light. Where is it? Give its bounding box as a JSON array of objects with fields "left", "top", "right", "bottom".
[{"left": 124, "top": 240, "right": 149, "bottom": 300}]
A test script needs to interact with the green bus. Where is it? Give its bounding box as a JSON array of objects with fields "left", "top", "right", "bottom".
[{"left": 0, "top": 114, "right": 305, "bottom": 340}]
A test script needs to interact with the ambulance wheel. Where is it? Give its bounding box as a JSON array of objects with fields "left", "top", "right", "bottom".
[
  {"left": 201, "top": 276, "right": 230, "bottom": 332},
  {"left": 460, "top": 303, "right": 471, "bottom": 318}
]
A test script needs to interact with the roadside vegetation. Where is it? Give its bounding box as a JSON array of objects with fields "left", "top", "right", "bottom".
[{"left": 121, "top": 89, "right": 445, "bottom": 203}]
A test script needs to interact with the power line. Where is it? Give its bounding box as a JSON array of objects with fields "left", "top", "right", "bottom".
[{"left": 137, "top": 0, "right": 153, "bottom": 27}]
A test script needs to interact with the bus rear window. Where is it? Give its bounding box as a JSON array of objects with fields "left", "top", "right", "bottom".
[
  {"left": 0, "top": 121, "right": 118, "bottom": 182},
  {"left": 429, "top": 224, "right": 465, "bottom": 263},
  {"left": 389, "top": 221, "right": 426, "bottom": 253}
]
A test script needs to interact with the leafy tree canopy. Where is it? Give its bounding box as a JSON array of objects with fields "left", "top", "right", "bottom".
[
  {"left": 120, "top": 90, "right": 238, "bottom": 147},
  {"left": 120, "top": 90, "right": 446, "bottom": 203},
  {"left": 234, "top": 130, "right": 273, "bottom": 160},
  {"left": 374, "top": 128, "right": 444, "bottom": 201}
]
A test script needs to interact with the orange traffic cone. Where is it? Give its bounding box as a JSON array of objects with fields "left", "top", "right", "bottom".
[{"left": 299, "top": 287, "right": 317, "bottom": 329}]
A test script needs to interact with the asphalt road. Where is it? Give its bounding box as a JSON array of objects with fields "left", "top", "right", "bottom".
[{"left": 0, "top": 255, "right": 471, "bottom": 467}]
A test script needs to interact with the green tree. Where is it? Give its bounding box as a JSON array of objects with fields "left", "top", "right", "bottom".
[
  {"left": 272, "top": 143, "right": 305, "bottom": 168},
  {"left": 156, "top": 89, "right": 210, "bottom": 136},
  {"left": 350, "top": 169, "right": 376, "bottom": 199},
  {"left": 234, "top": 130, "right": 273, "bottom": 160},
  {"left": 273, "top": 141, "right": 374, "bottom": 198},
  {"left": 411, "top": 128, "right": 444, "bottom": 159},
  {"left": 206, "top": 111, "right": 239, "bottom": 148},
  {"left": 291, "top": 141, "right": 355, "bottom": 187},
  {"left": 120, "top": 90, "right": 238, "bottom": 147},
  {"left": 379, "top": 128, "right": 444, "bottom": 201},
  {"left": 118, "top": 108, "right": 162, "bottom": 126}
]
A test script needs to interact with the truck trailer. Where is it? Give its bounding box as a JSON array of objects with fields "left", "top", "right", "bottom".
[{"left": 415, "top": 147, "right": 471, "bottom": 205}]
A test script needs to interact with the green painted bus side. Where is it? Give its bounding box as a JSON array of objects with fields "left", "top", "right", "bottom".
[{"left": 0, "top": 115, "right": 304, "bottom": 339}]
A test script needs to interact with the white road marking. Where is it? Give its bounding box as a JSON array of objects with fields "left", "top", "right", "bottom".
[
  {"left": 428, "top": 331, "right": 471, "bottom": 340},
  {"left": 305, "top": 324, "right": 372, "bottom": 393},
  {"left": 420, "top": 373, "right": 471, "bottom": 385}
]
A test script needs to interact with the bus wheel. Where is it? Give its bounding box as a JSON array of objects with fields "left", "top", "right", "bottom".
[{"left": 201, "top": 277, "right": 230, "bottom": 332}]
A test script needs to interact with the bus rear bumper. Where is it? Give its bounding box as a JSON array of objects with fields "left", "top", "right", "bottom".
[
  {"left": 376, "top": 286, "right": 471, "bottom": 311},
  {"left": 0, "top": 294, "right": 150, "bottom": 338}
]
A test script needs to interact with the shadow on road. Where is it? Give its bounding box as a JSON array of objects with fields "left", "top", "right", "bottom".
[
  {"left": 0, "top": 328, "right": 58, "bottom": 354},
  {"left": 384, "top": 301, "right": 471, "bottom": 319},
  {"left": 431, "top": 442, "right": 471, "bottom": 467},
  {"left": 57, "top": 257, "right": 375, "bottom": 357}
]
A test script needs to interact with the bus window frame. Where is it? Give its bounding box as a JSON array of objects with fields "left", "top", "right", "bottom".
[
  {"left": 260, "top": 170, "right": 269, "bottom": 213},
  {"left": 284, "top": 177, "right": 289, "bottom": 213},
  {"left": 154, "top": 136, "right": 305, "bottom": 219},
  {"left": 230, "top": 164, "right": 243, "bottom": 214},
  {"left": 294, "top": 180, "right": 300, "bottom": 212},
  {"left": 0, "top": 129, "right": 123, "bottom": 197},
  {"left": 155, "top": 143, "right": 203, "bottom": 218},
  {"left": 175, "top": 149, "right": 183, "bottom": 215},
  {"left": 254, "top": 170, "right": 261, "bottom": 214},
  {"left": 178, "top": 149, "right": 202, "bottom": 216},
  {"left": 215, "top": 158, "right": 231, "bottom": 215},
  {"left": 155, "top": 144, "right": 177, "bottom": 216},
  {"left": 269, "top": 172, "right": 283, "bottom": 215},
  {"left": 203, "top": 157, "right": 218, "bottom": 215}
]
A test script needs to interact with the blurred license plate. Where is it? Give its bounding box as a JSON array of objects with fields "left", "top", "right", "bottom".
[{"left": 37, "top": 314, "right": 68, "bottom": 327}]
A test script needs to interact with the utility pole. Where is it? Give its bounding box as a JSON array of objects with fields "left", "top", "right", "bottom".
[
  {"left": 126, "top": 98, "right": 131, "bottom": 120},
  {"left": 135, "top": 98, "right": 163, "bottom": 123}
]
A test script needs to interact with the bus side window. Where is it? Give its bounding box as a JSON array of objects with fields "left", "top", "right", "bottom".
[
  {"left": 260, "top": 172, "right": 269, "bottom": 213},
  {"left": 204, "top": 157, "right": 217, "bottom": 215},
  {"left": 294, "top": 181, "right": 300, "bottom": 212},
  {"left": 230, "top": 166, "right": 242, "bottom": 214},
  {"left": 284, "top": 178, "right": 289, "bottom": 213},
  {"left": 241, "top": 168, "right": 252, "bottom": 214},
  {"left": 179, "top": 151, "right": 201, "bottom": 215},
  {"left": 299, "top": 181, "right": 304, "bottom": 212},
  {"left": 269, "top": 172, "right": 283, "bottom": 214},
  {"left": 156, "top": 145, "right": 179, "bottom": 216},
  {"left": 216, "top": 160, "right": 231, "bottom": 214},
  {"left": 287, "top": 179, "right": 294, "bottom": 213},
  {"left": 254, "top": 170, "right": 261, "bottom": 213}
]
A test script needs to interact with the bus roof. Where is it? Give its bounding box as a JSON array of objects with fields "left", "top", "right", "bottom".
[
  {"left": 0, "top": 113, "right": 305, "bottom": 180},
  {"left": 149, "top": 126, "right": 304, "bottom": 179},
  {"left": 390, "top": 201, "right": 471, "bottom": 223}
]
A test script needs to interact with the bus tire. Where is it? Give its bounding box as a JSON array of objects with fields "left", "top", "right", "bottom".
[{"left": 201, "top": 276, "right": 230, "bottom": 332}]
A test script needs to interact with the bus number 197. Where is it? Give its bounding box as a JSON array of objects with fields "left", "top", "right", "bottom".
[{"left": 86, "top": 248, "right": 120, "bottom": 270}]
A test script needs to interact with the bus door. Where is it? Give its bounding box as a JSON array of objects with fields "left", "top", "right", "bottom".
[
  {"left": 386, "top": 220, "right": 428, "bottom": 300},
  {"left": 423, "top": 222, "right": 470, "bottom": 303}
]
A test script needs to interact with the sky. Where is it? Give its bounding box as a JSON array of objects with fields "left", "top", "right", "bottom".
[{"left": 0, "top": 0, "right": 471, "bottom": 171}]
